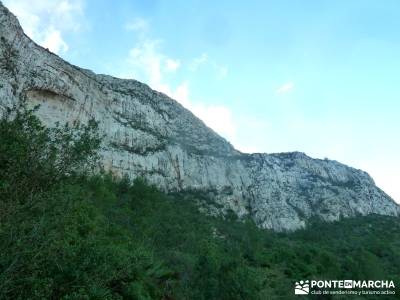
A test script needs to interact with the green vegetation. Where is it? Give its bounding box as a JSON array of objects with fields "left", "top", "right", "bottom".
[{"left": 1, "top": 106, "right": 399, "bottom": 299}]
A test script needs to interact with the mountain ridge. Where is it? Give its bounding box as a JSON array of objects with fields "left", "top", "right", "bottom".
[{"left": 0, "top": 1, "right": 398, "bottom": 231}]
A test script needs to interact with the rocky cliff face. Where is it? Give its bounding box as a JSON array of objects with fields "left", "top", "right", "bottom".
[{"left": 1, "top": 2, "right": 398, "bottom": 231}]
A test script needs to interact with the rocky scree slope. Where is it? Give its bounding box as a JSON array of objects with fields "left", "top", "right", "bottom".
[{"left": 0, "top": 2, "right": 398, "bottom": 231}]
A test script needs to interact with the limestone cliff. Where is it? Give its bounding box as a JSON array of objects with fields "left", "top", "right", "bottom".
[{"left": 0, "top": 2, "right": 398, "bottom": 230}]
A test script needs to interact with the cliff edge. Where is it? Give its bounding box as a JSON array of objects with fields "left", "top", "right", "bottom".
[{"left": 1, "top": 2, "right": 398, "bottom": 230}]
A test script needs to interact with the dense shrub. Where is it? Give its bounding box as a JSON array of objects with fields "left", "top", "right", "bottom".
[{"left": 1, "top": 106, "right": 399, "bottom": 299}]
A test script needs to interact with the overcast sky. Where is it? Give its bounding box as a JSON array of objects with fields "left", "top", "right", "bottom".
[{"left": 4, "top": 0, "right": 400, "bottom": 203}]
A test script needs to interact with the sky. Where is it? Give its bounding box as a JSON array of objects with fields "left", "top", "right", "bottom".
[{"left": 4, "top": 0, "right": 400, "bottom": 203}]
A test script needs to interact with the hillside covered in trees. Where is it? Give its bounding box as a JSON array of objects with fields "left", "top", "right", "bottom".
[{"left": 1, "top": 106, "right": 399, "bottom": 299}]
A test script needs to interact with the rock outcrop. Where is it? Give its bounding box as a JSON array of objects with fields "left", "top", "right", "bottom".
[{"left": 1, "top": 2, "right": 398, "bottom": 230}]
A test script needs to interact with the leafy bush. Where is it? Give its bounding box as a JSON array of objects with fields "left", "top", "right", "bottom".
[{"left": 0, "top": 104, "right": 100, "bottom": 205}]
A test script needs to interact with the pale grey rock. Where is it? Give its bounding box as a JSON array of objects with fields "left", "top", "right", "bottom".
[{"left": 0, "top": 2, "right": 399, "bottom": 231}]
